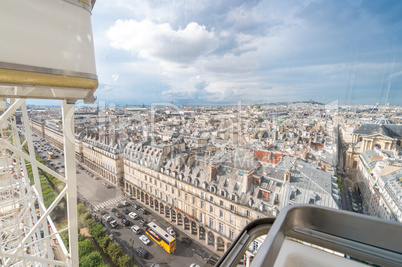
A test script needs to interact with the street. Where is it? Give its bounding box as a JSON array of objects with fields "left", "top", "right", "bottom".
[{"left": 31, "top": 133, "right": 211, "bottom": 267}]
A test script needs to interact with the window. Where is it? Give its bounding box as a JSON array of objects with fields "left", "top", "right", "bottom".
[
  {"left": 185, "top": 185, "right": 188, "bottom": 192},
  {"left": 200, "top": 212, "right": 204, "bottom": 223},
  {"left": 219, "top": 209, "right": 224, "bottom": 219},
  {"left": 209, "top": 218, "right": 214, "bottom": 229},
  {"left": 144, "top": 175, "right": 147, "bottom": 181},
  {"left": 220, "top": 200, "right": 225, "bottom": 207},
  {"left": 200, "top": 201, "right": 205, "bottom": 209},
  {"left": 192, "top": 197, "right": 196, "bottom": 205},
  {"left": 185, "top": 205, "right": 188, "bottom": 213},
  {"left": 229, "top": 228, "right": 235, "bottom": 240},
  {"left": 246, "top": 210, "right": 251, "bottom": 218},
  {"left": 209, "top": 196, "right": 214, "bottom": 203},
  {"left": 209, "top": 205, "right": 214, "bottom": 214},
  {"left": 171, "top": 187, "right": 175, "bottom": 194},
  {"left": 229, "top": 214, "right": 236, "bottom": 225},
  {"left": 230, "top": 204, "right": 236, "bottom": 212},
  {"left": 178, "top": 190, "right": 181, "bottom": 197},
  {"left": 200, "top": 192, "right": 205, "bottom": 199},
  {"left": 185, "top": 194, "right": 189, "bottom": 201},
  {"left": 219, "top": 222, "right": 224, "bottom": 233}
]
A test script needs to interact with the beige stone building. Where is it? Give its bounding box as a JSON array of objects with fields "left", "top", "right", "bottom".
[
  {"left": 123, "top": 142, "right": 290, "bottom": 254},
  {"left": 346, "top": 118, "right": 402, "bottom": 175},
  {"left": 30, "top": 119, "right": 64, "bottom": 150},
  {"left": 82, "top": 136, "right": 127, "bottom": 185}
]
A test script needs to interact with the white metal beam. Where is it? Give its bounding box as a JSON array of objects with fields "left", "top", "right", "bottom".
[{"left": 62, "top": 100, "right": 79, "bottom": 267}]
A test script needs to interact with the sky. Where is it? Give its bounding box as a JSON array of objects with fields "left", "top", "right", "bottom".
[{"left": 54, "top": 0, "right": 402, "bottom": 106}]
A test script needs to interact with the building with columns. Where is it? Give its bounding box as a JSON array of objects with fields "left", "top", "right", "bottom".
[
  {"left": 123, "top": 141, "right": 308, "bottom": 255},
  {"left": 346, "top": 118, "right": 402, "bottom": 174}
]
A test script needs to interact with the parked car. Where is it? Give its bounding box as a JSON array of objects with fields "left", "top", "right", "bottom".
[
  {"left": 129, "top": 212, "right": 138, "bottom": 219},
  {"left": 139, "top": 208, "right": 148, "bottom": 214},
  {"left": 115, "top": 202, "right": 123, "bottom": 208},
  {"left": 132, "top": 203, "right": 140, "bottom": 210},
  {"left": 109, "top": 220, "right": 117, "bottom": 228},
  {"left": 190, "top": 264, "right": 200, "bottom": 267},
  {"left": 136, "top": 247, "right": 149, "bottom": 259},
  {"left": 103, "top": 214, "right": 112, "bottom": 222},
  {"left": 139, "top": 235, "right": 150, "bottom": 245},
  {"left": 121, "top": 218, "right": 130, "bottom": 226},
  {"left": 115, "top": 212, "right": 122, "bottom": 218},
  {"left": 110, "top": 207, "right": 117, "bottom": 212},
  {"left": 121, "top": 200, "right": 129, "bottom": 206},
  {"left": 122, "top": 208, "right": 130, "bottom": 214},
  {"left": 139, "top": 219, "right": 147, "bottom": 226},
  {"left": 166, "top": 226, "right": 175, "bottom": 237},
  {"left": 131, "top": 225, "right": 141, "bottom": 234}
]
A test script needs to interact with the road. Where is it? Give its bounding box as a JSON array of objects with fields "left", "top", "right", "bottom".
[
  {"left": 341, "top": 177, "right": 363, "bottom": 213},
  {"left": 31, "top": 133, "right": 210, "bottom": 267}
]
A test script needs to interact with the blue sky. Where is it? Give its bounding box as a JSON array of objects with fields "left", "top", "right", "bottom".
[{"left": 69, "top": 0, "right": 402, "bottom": 106}]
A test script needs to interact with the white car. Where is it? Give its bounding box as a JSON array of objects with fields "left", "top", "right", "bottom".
[
  {"left": 110, "top": 220, "right": 118, "bottom": 229},
  {"left": 121, "top": 200, "right": 129, "bottom": 206},
  {"left": 190, "top": 264, "right": 200, "bottom": 267},
  {"left": 166, "top": 227, "right": 175, "bottom": 237},
  {"left": 129, "top": 212, "right": 138, "bottom": 219},
  {"left": 103, "top": 214, "right": 112, "bottom": 222},
  {"left": 139, "top": 235, "right": 150, "bottom": 245},
  {"left": 131, "top": 225, "right": 140, "bottom": 234}
]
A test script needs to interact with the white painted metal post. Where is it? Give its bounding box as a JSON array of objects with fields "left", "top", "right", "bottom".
[{"left": 61, "top": 100, "right": 79, "bottom": 266}]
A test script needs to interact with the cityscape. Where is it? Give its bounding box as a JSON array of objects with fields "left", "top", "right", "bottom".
[
  {"left": 1, "top": 0, "right": 402, "bottom": 267},
  {"left": 12, "top": 101, "right": 402, "bottom": 266}
]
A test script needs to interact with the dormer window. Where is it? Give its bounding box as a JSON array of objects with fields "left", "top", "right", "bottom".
[
  {"left": 248, "top": 198, "right": 254, "bottom": 207},
  {"left": 203, "top": 182, "right": 208, "bottom": 189},
  {"left": 210, "top": 185, "right": 216, "bottom": 193},
  {"left": 220, "top": 189, "right": 226, "bottom": 197}
]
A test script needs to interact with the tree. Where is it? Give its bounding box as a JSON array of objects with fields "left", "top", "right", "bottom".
[
  {"left": 80, "top": 212, "right": 92, "bottom": 224},
  {"left": 83, "top": 218, "right": 97, "bottom": 230},
  {"left": 90, "top": 224, "right": 104, "bottom": 242},
  {"left": 79, "top": 251, "right": 104, "bottom": 267},
  {"left": 77, "top": 203, "right": 86, "bottom": 216},
  {"left": 107, "top": 242, "right": 124, "bottom": 265},
  {"left": 99, "top": 235, "right": 111, "bottom": 252},
  {"left": 78, "top": 239, "right": 94, "bottom": 258},
  {"left": 117, "top": 254, "right": 131, "bottom": 267}
]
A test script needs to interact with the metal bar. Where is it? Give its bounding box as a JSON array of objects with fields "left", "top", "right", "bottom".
[
  {"left": 0, "top": 98, "right": 24, "bottom": 125},
  {"left": 249, "top": 205, "right": 402, "bottom": 267},
  {"left": 3, "top": 141, "right": 68, "bottom": 184},
  {"left": 62, "top": 100, "right": 79, "bottom": 267},
  {"left": 9, "top": 186, "right": 67, "bottom": 257}
]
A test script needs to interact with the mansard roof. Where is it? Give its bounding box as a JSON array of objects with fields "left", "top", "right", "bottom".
[{"left": 353, "top": 124, "right": 402, "bottom": 139}]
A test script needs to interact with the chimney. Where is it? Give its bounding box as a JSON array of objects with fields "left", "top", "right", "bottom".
[
  {"left": 209, "top": 163, "right": 218, "bottom": 181},
  {"left": 188, "top": 155, "right": 195, "bottom": 168}
]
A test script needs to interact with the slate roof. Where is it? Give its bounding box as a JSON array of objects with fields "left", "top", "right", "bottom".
[{"left": 353, "top": 124, "right": 402, "bottom": 139}]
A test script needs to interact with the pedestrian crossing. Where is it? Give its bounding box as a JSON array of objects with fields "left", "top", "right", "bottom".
[{"left": 93, "top": 195, "right": 126, "bottom": 211}]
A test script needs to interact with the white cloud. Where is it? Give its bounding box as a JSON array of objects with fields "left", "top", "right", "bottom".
[{"left": 106, "top": 20, "right": 217, "bottom": 64}]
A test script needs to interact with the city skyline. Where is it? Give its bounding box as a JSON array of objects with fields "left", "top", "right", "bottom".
[{"left": 31, "top": 0, "right": 402, "bottom": 106}]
